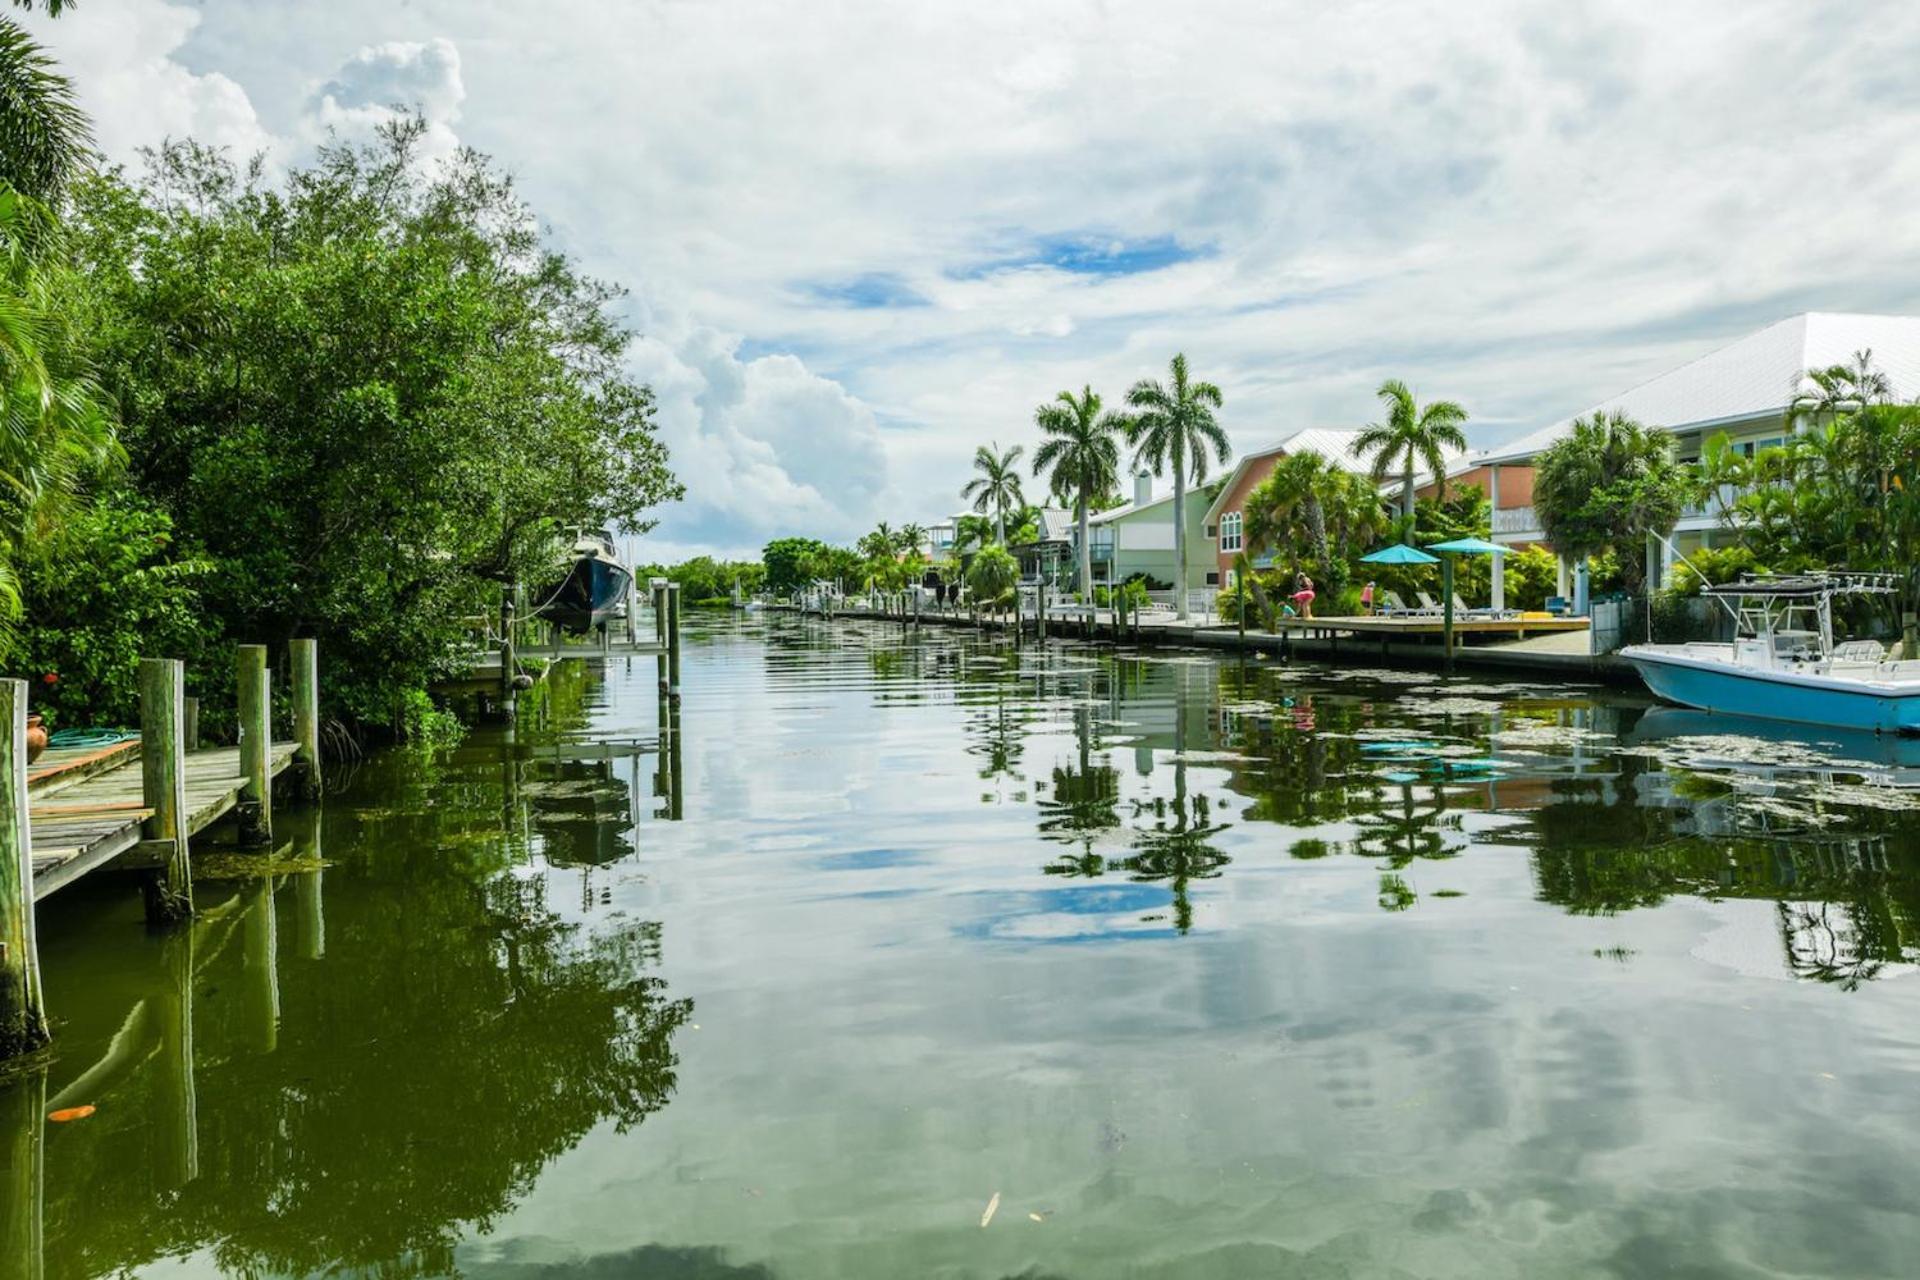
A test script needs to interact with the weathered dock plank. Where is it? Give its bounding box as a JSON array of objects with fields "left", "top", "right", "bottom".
[{"left": 27, "top": 742, "right": 298, "bottom": 901}]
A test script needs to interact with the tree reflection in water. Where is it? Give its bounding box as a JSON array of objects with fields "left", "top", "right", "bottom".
[
  {"left": 1350, "top": 781, "right": 1456, "bottom": 869},
  {"left": 22, "top": 694, "right": 692, "bottom": 1280},
  {"left": 1039, "top": 699, "right": 1230, "bottom": 934}
]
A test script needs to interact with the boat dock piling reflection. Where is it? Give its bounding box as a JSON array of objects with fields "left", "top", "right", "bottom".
[{"left": 2, "top": 639, "right": 325, "bottom": 1061}]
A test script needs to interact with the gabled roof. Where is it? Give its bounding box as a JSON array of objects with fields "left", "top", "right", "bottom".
[
  {"left": 1205, "top": 427, "right": 1417, "bottom": 521},
  {"left": 1484, "top": 312, "right": 1920, "bottom": 464}
]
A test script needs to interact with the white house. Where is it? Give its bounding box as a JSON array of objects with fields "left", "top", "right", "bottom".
[{"left": 1483, "top": 312, "right": 1920, "bottom": 602}]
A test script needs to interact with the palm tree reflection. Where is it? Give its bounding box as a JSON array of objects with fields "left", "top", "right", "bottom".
[{"left": 1351, "top": 781, "right": 1454, "bottom": 868}]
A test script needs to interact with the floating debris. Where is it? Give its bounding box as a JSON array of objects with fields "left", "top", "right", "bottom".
[{"left": 980, "top": 1191, "right": 1001, "bottom": 1227}]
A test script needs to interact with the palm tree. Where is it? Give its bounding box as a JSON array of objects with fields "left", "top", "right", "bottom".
[
  {"left": 1, "top": 6, "right": 92, "bottom": 202},
  {"left": 1787, "top": 349, "right": 1892, "bottom": 429},
  {"left": 1121, "top": 354, "right": 1229, "bottom": 620},
  {"left": 1355, "top": 379, "right": 1469, "bottom": 527},
  {"left": 896, "top": 522, "right": 927, "bottom": 557},
  {"left": 961, "top": 442, "right": 1025, "bottom": 545},
  {"left": 953, "top": 513, "right": 995, "bottom": 556},
  {"left": 0, "top": 185, "right": 114, "bottom": 646},
  {"left": 1032, "top": 385, "right": 1121, "bottom": 598},
  {"left": 857, "top": 521, "right": 896, "bottom": 561}
]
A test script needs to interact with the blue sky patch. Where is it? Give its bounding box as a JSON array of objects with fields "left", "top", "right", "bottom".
[
  {"left": 803, "top": 273, "right": 929, "bottom": 309},
  {"left": 958, "top": 232, "right": 1210, "bottom": 280}
]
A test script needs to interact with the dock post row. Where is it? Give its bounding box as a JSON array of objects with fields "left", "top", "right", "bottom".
[{"left": 1, "top": 640, "right": 325, "bottom": 1062}]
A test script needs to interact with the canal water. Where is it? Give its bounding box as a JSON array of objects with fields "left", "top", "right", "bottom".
[{"left": 8, "top": 612, "right": 1920, "bottom": 1278}]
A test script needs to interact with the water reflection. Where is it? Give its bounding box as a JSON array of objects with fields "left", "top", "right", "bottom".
[{"left": 5, "top": 674, "right": 689, "bottom": 1280}]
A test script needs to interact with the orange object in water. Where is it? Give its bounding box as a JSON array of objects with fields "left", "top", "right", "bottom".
[{"left": 48, "top": 1105, "right": 96, "bottom": 1123}]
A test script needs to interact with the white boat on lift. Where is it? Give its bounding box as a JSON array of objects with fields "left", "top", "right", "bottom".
[{"left": 1620, "top": 572, "right": 1920, "bottom": 736}]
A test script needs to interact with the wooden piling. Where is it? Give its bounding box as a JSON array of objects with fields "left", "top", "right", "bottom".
[
  {"left": 139, "top": 658, "right": 194, "bottom": 922},
  {"left": 498, "top": 594, "right": 518, "bottom": 724},
  {"left": 236, "top": 644, "right": 272, "bottom": 847},
  {"left": 1, "top": 1064, "right": 46, "bottom": 1273},
  {"left": 666, "top": 582, "right": 683, "bottom": 697},
  {"left": 291, "top": 638, "right": 322, "bottom": 799},
  {"left": 0, "top": 679, "right": 49, "bottom": 1058}
]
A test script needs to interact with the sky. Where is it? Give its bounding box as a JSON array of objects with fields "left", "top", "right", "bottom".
[{"left": 25, "top": 0, "right": 1920, "bottom": 560}]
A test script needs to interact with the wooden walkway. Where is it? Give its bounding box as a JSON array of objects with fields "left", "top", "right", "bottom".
[{"left": 26, "top": 738, "right": 298, "bottom": 901}]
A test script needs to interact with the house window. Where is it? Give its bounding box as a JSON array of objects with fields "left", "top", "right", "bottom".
[
  {"left": 1205, "top": 523, "right": 1217, "bottom": 539},
  {"left": 1205, "top": 571, "right": 1220, "bottom": 586},
  {"left": 1219, "top": 512, "right": 1242, "bottom": 553}
]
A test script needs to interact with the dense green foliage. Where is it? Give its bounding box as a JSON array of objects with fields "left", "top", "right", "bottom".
[
  {"left": 965, "top": 544, "right": 1018, "bottom": 603},
  {"left": 635, "top": 556, "right": 763, "bottom": 606},
  {"left": 1533, "top": 410, "right": 1686, "bottom": 593},
  {"left": 2, "top": 102, "right": 681, "bottom": 733},
  {"left": 1243, "top": 452, "right": 1387, "bottom": 595},
  {"left": 0, "top": 7, "right": 91, "bottom": 203}
]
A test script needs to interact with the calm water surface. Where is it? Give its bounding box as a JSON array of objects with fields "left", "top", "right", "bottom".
[{"left": 9, "top": 614, "right": 1920, "bottom": 1278}]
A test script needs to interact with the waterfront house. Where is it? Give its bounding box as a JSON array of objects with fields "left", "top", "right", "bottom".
[
  {"left": 1012, "top": 506, "right": 1076, "bottom": 588},
  {"left": 1482, "top": 312, "right": 1920, "bottom": 603},
  {"left": 1198, "top": 427, "right": 1445, "bottom": 586},
  {"left": 1086, "top": 473, "right": 1218, "bottom": 600}
]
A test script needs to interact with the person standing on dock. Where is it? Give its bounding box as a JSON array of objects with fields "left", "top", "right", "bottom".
[{"left": 1293, "top": 573, "right": 1316, "bottom": 620}]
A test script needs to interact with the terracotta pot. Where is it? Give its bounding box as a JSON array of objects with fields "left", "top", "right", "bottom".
[{"left": 25, "top": 713, "right": 49, "bottom": 763}]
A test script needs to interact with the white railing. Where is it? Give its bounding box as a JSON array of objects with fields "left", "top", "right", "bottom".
[{"left": 1492, "top": 505, "right": 1539, "bottom": 534}]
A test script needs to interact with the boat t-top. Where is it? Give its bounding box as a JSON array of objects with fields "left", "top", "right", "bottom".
[{"left": 1620, "top": 571, "right": 1920, "bottom": 735}]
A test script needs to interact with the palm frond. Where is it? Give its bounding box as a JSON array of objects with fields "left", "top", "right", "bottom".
[{"left": 0, "top": 18, "right": 93, "bottom": 201}]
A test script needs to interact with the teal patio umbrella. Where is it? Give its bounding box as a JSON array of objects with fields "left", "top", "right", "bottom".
[
  {"left": 1361, "top": 544, "right": 1439, "bottom": 565},
  {"left": 1425, "top": 538, "right": 1510, "bottom": 667},
  {"left": 1424, "top": 537, "right": 1508, "bottom": 556}
]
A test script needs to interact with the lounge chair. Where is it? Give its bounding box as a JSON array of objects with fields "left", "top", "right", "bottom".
[
  {"left": 1454, "top": 593, "right": 1518, "bottom": 621},
  {"left": 1544, "top": 596, "right": 1573, "bottom": 617}
]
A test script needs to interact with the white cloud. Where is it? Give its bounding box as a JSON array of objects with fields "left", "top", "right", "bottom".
[
  {"left": 305, "top": 36, "right": 465, "bottom": 163},
  {"left": 626, "top": 318, "right": 889, "bottom": 556},
  {"left": 25, "top": 0, "right": 1920, "bottom": 557},
  {"left": 26, "top": 0, "right": 276, "bottom": 168}
]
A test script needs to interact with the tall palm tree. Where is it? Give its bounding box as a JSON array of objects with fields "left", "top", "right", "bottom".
[
  {"left": 1032, "top": 385, "right": 1121, "bottom": 597},
  {"left": 896, "top": 522, "right": 927, "bottom": 557},
  {"left": 1, "top": 5, "right": 92, "bottom": 203},
  {"left": 857, "top": 521, "right": 896, "bottom": 561},
  {"left": 1355, "top": 379, "right": 1469, "bottom": 527},
  {"left": 1121, "top": 354, "right": 1229, "bottom": 620},
  {"left": 961, "top": 442, "right": 1025, "bottom": 545}
]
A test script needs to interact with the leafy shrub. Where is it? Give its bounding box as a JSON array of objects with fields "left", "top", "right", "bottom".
[
  {"left": 1504, "top": 544, "right": 1559, "bottom": 610},
  {"left": 1668, "top": 545, "right": 1759, "bottom": 595},
  {"left": 10, "top": 498, "right": 214, "bottom": 730}
]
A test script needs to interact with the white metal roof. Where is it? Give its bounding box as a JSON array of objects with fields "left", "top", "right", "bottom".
[{"left": 1484, "top": 312, "right": 1920, "bottom": 464}]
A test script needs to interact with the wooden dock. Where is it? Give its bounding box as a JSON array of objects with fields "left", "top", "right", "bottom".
[
  {"left": 4, "top": 642, "right": 325, "bottom": 1060},
  {"left": 1266, "top": 613, "right": 1592, "bottom": 639},
  {"left": 27, "top": 740, "right": 299, "bottom": 900}
]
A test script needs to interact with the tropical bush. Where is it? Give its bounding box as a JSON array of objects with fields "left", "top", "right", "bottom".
[
  {"left": 1503, "top": 544, "right": 1559, "bottom": 610},
  {"left": 1667, "top": 545, "right": 1760, "bottom": 596},
  {"left": 10, "top": 497, "right": 213, "bottom": 729},
  {"left": 1533, "top": 411, "right": 1687, "bottom": 593},
  {"left": 965, "top": 544, "right": 1018, "bottom": 603}
]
